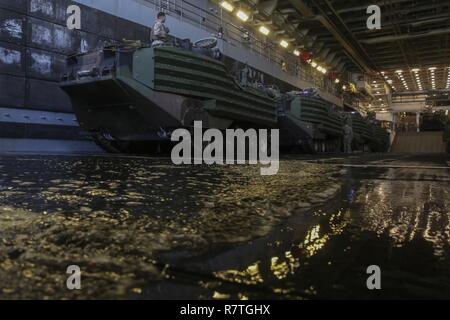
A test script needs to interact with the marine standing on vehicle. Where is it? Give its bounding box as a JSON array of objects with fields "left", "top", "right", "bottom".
[{"left": 151, "top": 12, "right": 170, "bottom": 46}]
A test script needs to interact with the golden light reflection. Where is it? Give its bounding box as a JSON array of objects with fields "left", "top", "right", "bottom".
[
  {"left": 212, "top": 208, "right": 351, "bottom": 292},
  {"left": 213, "top": 262, "right": 263, "bottom": 285},
  {"left": 270, "top": 257, "right": 290, "bottom": 280},
  {"left": 329, "top": 209, "right": 349, "bottom": 234},
  {"left": 355, "top": 179, "right": 450, "bottom": 257},
  {"left": 270, "top": 249, "right": 301, "bottom": 280},
  {"left": 272, "top": 288, "right": 293, "bottom": 294},
  {"left": 238, "top": 293, "right": 249, "bottom": 300},
  {"left": 285, "top": 250, "right": 300, "bottom": 271},
  {"left": 0, "top": 155, "right": 347, "bottom": 299},
  {"left": 301, "top": 224, "right": 329, "bottom": 257},
  {"left": 408, "top": 207, "right": 421, "bottom": 241},
  {"left": 423, "top": 210, "right": 446, "bottom": 257},
  {"left": 212, "top": 291, "right": 231, "bottom": 299}
]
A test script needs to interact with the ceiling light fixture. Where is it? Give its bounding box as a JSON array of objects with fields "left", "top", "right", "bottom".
[
  {"left": 236, "top": 10, "right": 249, "bottom": 22},
  {"left": 280, "top": 39, "right": 289, "bottom": 48},
  {"left": 220, "top": 1, "right": 234, "bottom": 12},
  {"left": 258, "top": 25, "right": 270, "bottom": 36}
]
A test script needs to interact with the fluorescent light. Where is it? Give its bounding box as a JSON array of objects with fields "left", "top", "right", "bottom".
[
  {"left": 293, "top": 49, "right": 300, "bottom": 56},
  {"left": 236, "top": 10, "right": 249, "bottom": 22},
  {"left": 428, "top": 67, "right": 437, "bottom": 70},
  {"left": 335, "top": 78, "right": 340, "bottom": 84},
  {"left": 412, "top": 68, "right": 420, "bottom": 72},
  {"left": 280, "top": 40, "right": 289, "bottom": 48},
  {"left": 321, "top": 67, "right": 327, "bottom": 74},
  {"left": 259, "top": 25, "right": 270, "bottom": 35},
  {"left": 311, "top": 61, "right": 317, "bottom": 68},
  {"left": 395, "top": 70, "right": 403, "bottom": 74},
  {"left": 220, "top": 1, "right": 234, "bottom": 12}
]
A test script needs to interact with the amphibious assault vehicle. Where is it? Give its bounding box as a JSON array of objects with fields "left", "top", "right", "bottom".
[
  {"left": 277, "top": 91, "right": 344, "bottom": 153},
  {"left": 61, "top": 41, "right": 277, "bottom": 153},
  {"left": 277, "top": 91, "right": 389, "bottom": 153},
  {"left": 345, "top": 112, "right": 390, "bottom": 152},
  {"left": 60, "top": 41, "right": 389, "bottom": 154}
]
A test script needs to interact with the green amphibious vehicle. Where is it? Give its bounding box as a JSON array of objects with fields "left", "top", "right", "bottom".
[
  {"left": 61, "top": 41, "right": 389, "bottom": 154},
  {"left": 61, "top": 42, "right": 277, "bottom": 153},
  {"left": 345, "top": 112, "right": 390, "bottom": 152},
  {"left": 278, "top": 92, "right": 344, "bottom": 153},
  {"left": 277, "top": 92, "right": 389, "bottom": 153}
]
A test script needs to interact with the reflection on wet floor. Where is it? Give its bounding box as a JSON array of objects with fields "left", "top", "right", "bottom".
[
  {"left": 0, "top": 154, "right": 449, "bottom": 299},
  {"left": 149, "top": 155, "right": 450, "bottom": 299},
  {"left": 0, "top": 155, "right": 342, "bottom": 299}
]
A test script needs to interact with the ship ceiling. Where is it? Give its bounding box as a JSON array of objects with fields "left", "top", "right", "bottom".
[
  {"left": 236, "top": 0, "right": 447, "bottom": 112},
  {"left": 254, "top": 0, "right": 450, "bottom": 90}
]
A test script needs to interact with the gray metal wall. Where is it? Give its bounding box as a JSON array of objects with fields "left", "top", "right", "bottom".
[{"left": 0, "top": 0, "right": 150, "bottom": 152}]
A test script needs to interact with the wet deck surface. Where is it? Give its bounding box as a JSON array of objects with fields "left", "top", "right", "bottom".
[{"left": 0, "top": 153, "right": 450, "bottom": 299}]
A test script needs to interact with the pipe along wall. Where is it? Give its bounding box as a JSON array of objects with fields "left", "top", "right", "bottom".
[{"left": 0, "top": 0, "right": 151, "bottom": 152}]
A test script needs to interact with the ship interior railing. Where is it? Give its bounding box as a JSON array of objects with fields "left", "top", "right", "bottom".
[{"left": 142, "top": 0, "right": 338, "bottom": 96}]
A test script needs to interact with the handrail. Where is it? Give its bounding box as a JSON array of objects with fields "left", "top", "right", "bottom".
[{"left": 142, "top": 0, "right": 338, "bottom": 96}]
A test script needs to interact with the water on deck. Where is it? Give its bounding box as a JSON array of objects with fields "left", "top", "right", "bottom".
[{"left": 0, "top": 153, "right": 449, "bottom": 299}]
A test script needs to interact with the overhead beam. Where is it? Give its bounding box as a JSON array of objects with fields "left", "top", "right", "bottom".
[
  {"left": 287, "top": 0, "right": 376, "bottom": 73},
  {"left": 360, "top": 28, "right": 450, "bottom": 44}
]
